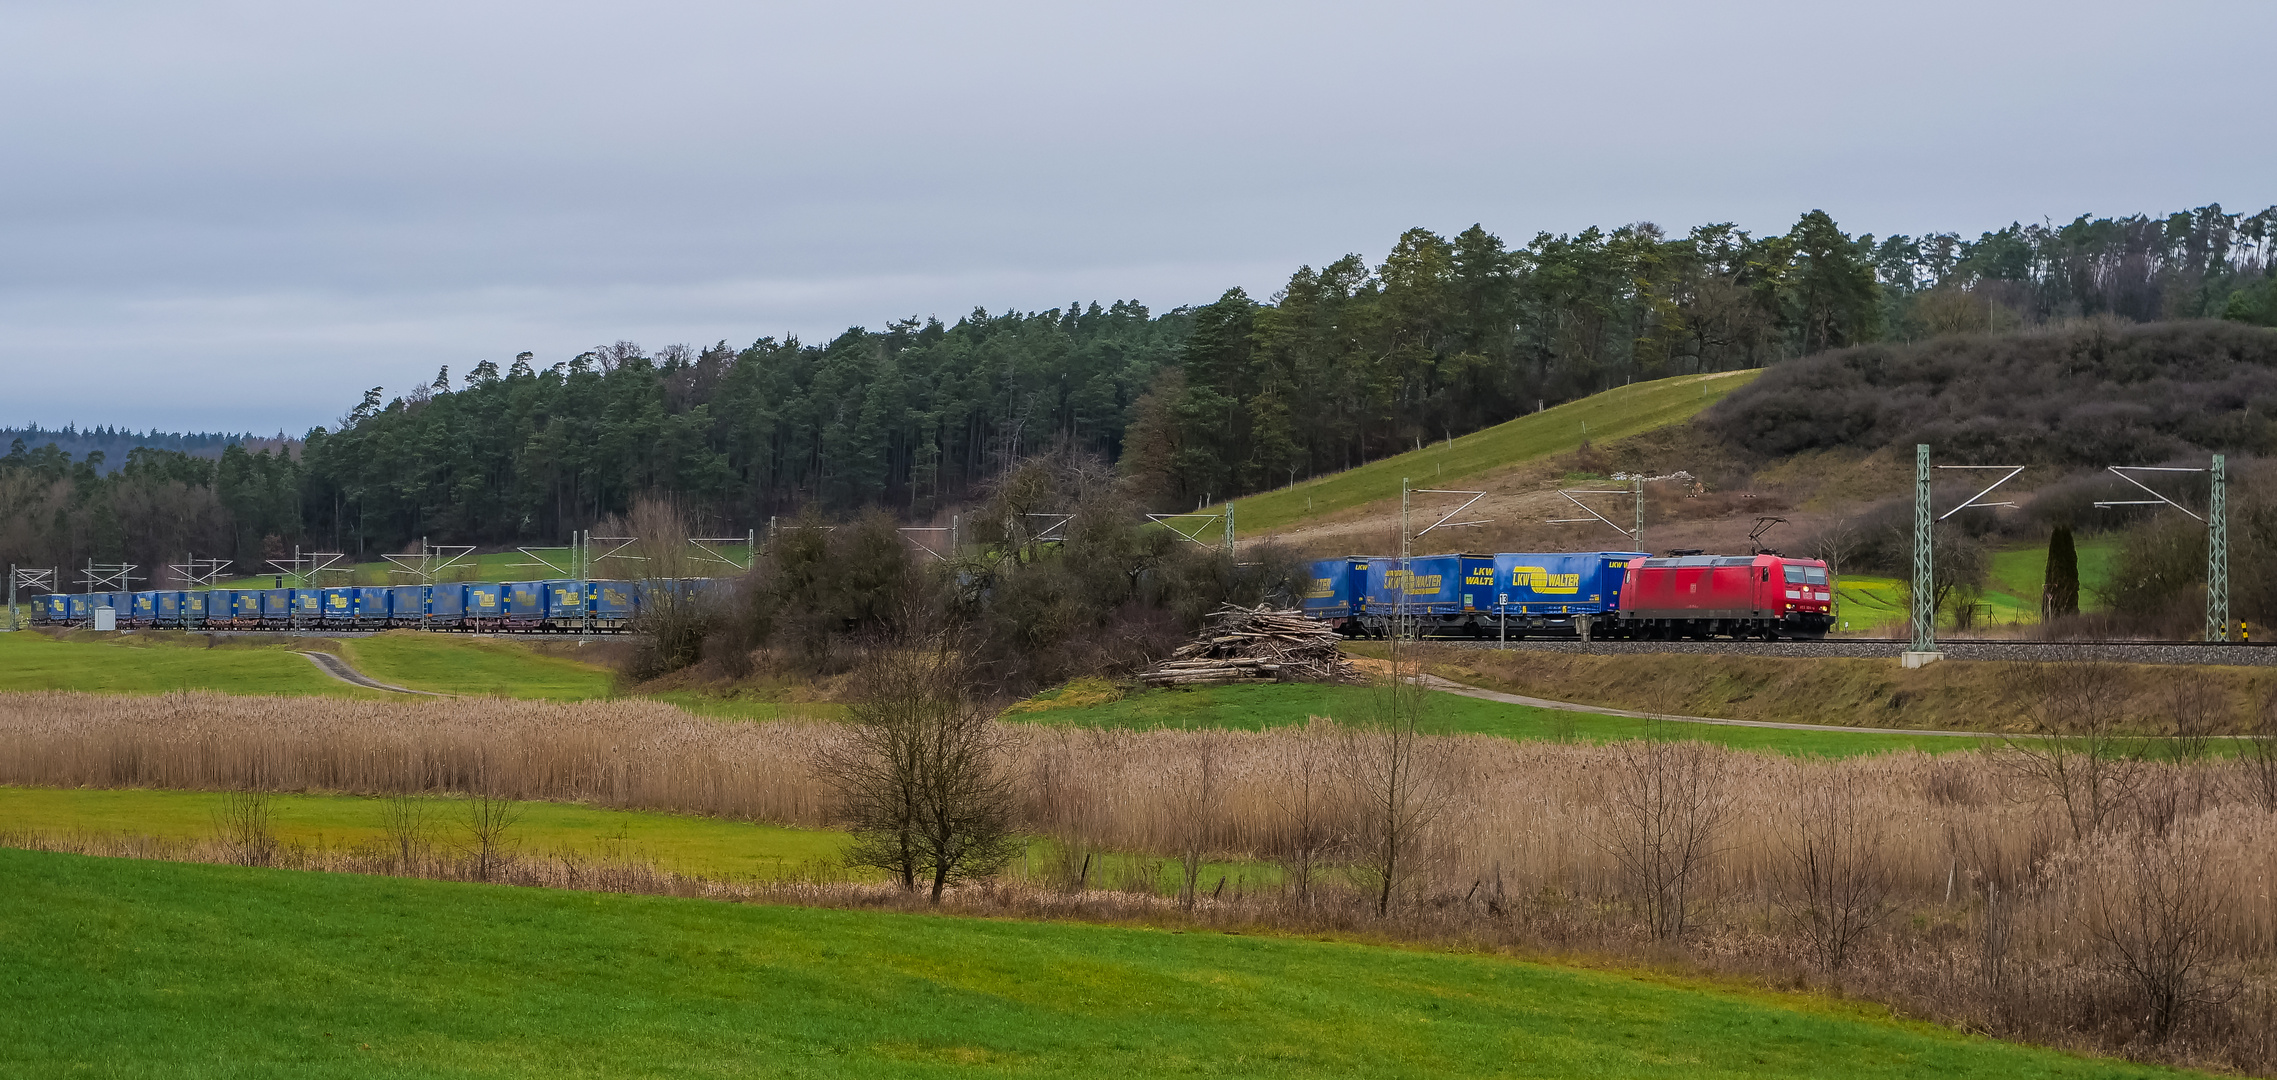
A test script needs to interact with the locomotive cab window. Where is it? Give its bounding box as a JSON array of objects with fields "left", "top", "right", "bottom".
[
  {"left": 1783, "top": 565, "right": 1808, "bottom": 584},
  {"left": 1805, "top": 567, "right": 1828, "bottom": 585}
]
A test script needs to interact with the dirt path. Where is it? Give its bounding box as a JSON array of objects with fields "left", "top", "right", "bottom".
[
  {"left": 296, "top": 651, "right": 437, "bottom": 696},
  {"left": 1414, "top": 674, "right": 1991, "bottom": 738}
]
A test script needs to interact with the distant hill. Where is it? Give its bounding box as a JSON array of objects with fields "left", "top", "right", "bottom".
[
  {"left": 0, "top": 425, "right": 298, "bottom": 472},
  {"left": 1699, "top": 319, "right": 2277, "bottom": 466}
]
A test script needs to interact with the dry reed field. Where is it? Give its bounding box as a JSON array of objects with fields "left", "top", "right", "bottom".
[{"left": 7, "top": 687, "right": 2277, "bottom": 1073}]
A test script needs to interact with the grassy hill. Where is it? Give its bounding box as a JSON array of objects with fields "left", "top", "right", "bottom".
[
  {"left": 0, "top": 630, "right": 611, "bottom": 700},
  {"left": 1219, "top": 369, "right": 1759, "bottom": 537},
  {"left": 0, "top": 630, "right": 382, "bottom": 697},
  {"left": 332, "top": 634, "right": 616, "bottom": 698},
  {"left": 0, "top": 848, "right": 2192, "bottom": 1079}
]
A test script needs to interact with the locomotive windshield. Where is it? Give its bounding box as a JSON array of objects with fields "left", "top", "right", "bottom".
[{"left": 1783, "top": 565, "right": 1830, "bottom": 585}]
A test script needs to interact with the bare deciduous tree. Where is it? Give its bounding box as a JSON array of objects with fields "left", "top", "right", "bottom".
[
  {"left": 463, "top": 752, "right": 523, "bottom": 882},
  {"left": 1782, "top": 776, "right": 1893, "bottom": 972},
  {"left": 819, "top": 634, "right": 1021, "bottom": 902},
  {"left": 2233, "top": 683, "right": 2277, "bottom": 813},
  {"left": 2000, "top": 660, "right": 2146, "bottom": 840},
  {"left": 1341, "top": 639, "right": 1454, "bottom": 918},
  {"left": 212, "top": 789, "right": 276, "bottom": 867},
  {"left": 1274, "top": 719, "right": 1339, "bottom": 911},
  {"left": 1601, "top": 723, "right": 1734, "bottom": 940},
  {"left": 2088, "top": 825, "right": 2228, "bottom": 1043},
  {"left": 1169, "top": 731, "right": 1226, "bottom": 912},
  {"left": 380, "top": 791, "right": 434, "bottom": 873},
  {"left": 621, "top": 495, "right": 722, "bottom": 681},
  {"left": 1808, "top": 516, "right": 1860, "bottom": 578}
]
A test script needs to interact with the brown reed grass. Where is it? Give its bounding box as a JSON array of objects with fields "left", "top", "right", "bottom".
[{"left": 7, "top": 689, "right": 2277, "bottom": 1073}]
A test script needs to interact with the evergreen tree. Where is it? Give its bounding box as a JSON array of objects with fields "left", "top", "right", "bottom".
[{"left": 2043, "top": 524, "right": 2080, "bottom": 620}]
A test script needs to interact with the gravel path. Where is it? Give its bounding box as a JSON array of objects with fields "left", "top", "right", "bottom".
[
  {"left": 1437, "top": 638, "right": 2277, "bottom": 667},
  {"left": 296, "top": 651, "right": 435, "bottom": 695}
]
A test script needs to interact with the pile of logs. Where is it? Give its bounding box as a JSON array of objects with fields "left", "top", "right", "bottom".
[{"left": 1138, "top": 604, "right": 1360, "bottom": 686}]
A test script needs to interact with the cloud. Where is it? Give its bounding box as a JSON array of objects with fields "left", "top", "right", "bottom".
[{"left": 3, "top": 0, "right": 2272, "bottom": 430}]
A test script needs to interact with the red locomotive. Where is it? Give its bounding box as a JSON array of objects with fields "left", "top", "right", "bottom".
[{"left": 1610, "top": 553, "right": 1834, "bottom": 640}]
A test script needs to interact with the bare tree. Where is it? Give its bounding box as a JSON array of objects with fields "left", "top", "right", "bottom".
[
  {"left": 2000, "top": 659, "right": 2146, "bottom": 840},
  {"left": 2232, "top": 682, "right": 2277, "bottom": 813},
  {"left": 463, "top": 752, "right": 523, "bottom": 882},
  {"left": 819, "top": 634, "right": 1021, "bottom": 902},
  {"left": 380, "top": 791, "right": 434, "bottom": 874},
  {"left": 1274, "top": 719, "right": 1340, "bottom": 911},
  {"left": 1808, "top": 516, "right": 1860, "bottom": 577},
  {"left": 1170, "top": 732, "right": 1226, "bottom": 912},
  {"left": 1340, "top": 635, "right": 1454, "bottom": 918},
  {"left": 212, "top": 789, "right": 276, "bottom": 867},
  {"left": 1781, "top": 776, "right": 1893, "bottom": 972},
  {"left": 1601, "top": 723, "right": 1734, "bottom": 940},
  {"left": 1943, "top": 809, "right": 2043, "bottom": 1004},
  {"left": 2088, "top": 824, "right": 2228, "bottom": 1043},
  {"left": 621, "top": 495, "right": 720, "bottom": 682}
]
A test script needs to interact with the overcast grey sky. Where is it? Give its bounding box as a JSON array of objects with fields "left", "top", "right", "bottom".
[{"left": 4, "top": 0, "right": 2271, "bottom": 433}]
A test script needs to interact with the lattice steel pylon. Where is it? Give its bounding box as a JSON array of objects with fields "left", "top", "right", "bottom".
[
  {"left": 1911, "top": 444, "right": 1935, "bottom": 654},
  {"left": 2208, "top": 454, "right": 2230, "bottom": 642},
  {"left": 1397, "top": 479, "right": 1412, "bottom": 640}
]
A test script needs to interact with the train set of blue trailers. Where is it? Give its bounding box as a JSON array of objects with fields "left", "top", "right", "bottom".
[
  {"left": 1303, "top": 550, "right": 1837, "bottom": 640},
  {"left": 19, "top": 548, "right": 1838, "bottom": 642},
  {"left": 24, "top": 579, "right": 679, "bottom": 632}
]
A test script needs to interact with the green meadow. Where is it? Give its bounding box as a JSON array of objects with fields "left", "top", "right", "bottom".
[
  {"left": 1209, "top": 369, "right": 1759, "bottom": 537},
  {"left": 0, "top": 787, "right": 1271, "bottom": 895},
  {"left": 331, "top": 633, "right": 617, "bottom": 698},
  {"left": 0, "top": 787, "right": 850, "bottom": 880},
  {"left": 0, "top": 848, "right": 2195, "bottom": 1079},
  {"left": 1009, "top": 680, "right": 1984, "bottom": 757},
  {"left": 1834, "top": 535, "right": 2121, "bottom": 633},
  {"left": 0, "top": 630, "right": 378, "bottom": 697}
]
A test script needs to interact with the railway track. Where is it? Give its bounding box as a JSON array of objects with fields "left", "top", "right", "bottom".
[{"left": 1437, "top": 637, "right": 2277, "bottom": 667}]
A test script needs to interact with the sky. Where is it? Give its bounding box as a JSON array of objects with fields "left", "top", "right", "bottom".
[{"left": 4, "top": 0, "right": 2273, "bottom": 434}]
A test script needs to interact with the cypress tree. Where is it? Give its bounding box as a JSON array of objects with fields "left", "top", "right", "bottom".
[{"left": 2043, "top": 524, "right": 2080, "bottom": 619}]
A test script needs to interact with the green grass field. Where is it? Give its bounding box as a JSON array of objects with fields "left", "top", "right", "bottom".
[
  {"left": 1213, "top": 369, "right": 1760, "bottom": 536},
  {"left": 0, "top": 787, "right": 852, "bottom": 880},
  {"left": 1011, "top": 681, "right": 1983, "bottom": 757},
  {"left": 0, "top": 786, "right": 1272, "bottom": 895},
  {"left": 333, "top": 633, "right": 617, "bottom": 698},
  {"left": 1836, "top": 534, "right": 2122, "bottom": 632},
  {"left": 1989, "top": 536, "right": 2119, "bottom": 613},
  {"left": 0, "top": 631, "right": 379, "bottom": 697},
  {"left": 0, "top": 848, "right": 2192, "bottom": 1079}
]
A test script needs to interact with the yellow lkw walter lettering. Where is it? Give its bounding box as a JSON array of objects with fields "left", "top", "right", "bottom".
[{"left": 1510, "top": 567, "right": 1581, "bottom": 594}]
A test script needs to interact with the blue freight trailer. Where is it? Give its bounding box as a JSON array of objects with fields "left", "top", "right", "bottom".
[
  {"left": 467, "top": 583, "right": 503, "bottom": 625},
  {"left": 588, "top": 580, "right": 638, "bottom": 628},
  {"left": 429, "top": 583, "right": 467, "bottom": 626},
  {"left": 543, "top": 580, "right": 584, "bottom": 625},
  {"left": 1488, "top": 551, "right": 1649, "bottom": 637},
  {"left": 353, "top": 586, "right": 393, "bottom": 626},
  {"left": 1347, "top": 554, "right": 1497, "bottom": 636},
  {"left": 1302, "top": 558, "right": 1371, "bottom": 626},
  {"left": 387, "top": 585, "right": 426, "bottom": 626},
  {"left": 1303, "top": 550, "right": 1650, "bottom": 638},
  {"left": 503, "top": 581, "right": 545, "bottom": 625}
]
